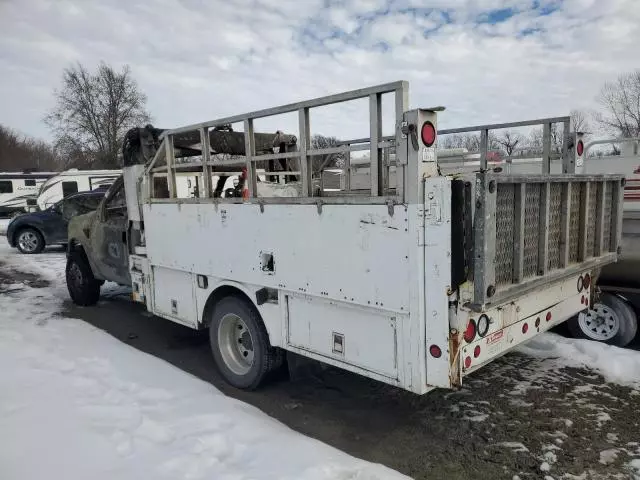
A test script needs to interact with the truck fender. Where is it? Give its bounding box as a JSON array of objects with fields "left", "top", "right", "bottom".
[
  {"left": 199, "top": 280, "right": 280, "bottom": 348},
  {"left": 67, "top": 239, "right": 103, "bottom": 281}
]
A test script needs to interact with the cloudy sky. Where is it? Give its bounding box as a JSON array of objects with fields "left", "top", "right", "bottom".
[{"left": 1, "top": 0, "right": 639, "bottom": 142}]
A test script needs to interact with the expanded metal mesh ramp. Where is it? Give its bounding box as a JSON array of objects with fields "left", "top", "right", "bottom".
[{"left": 470, "top": 173, "right": 624, "bottom": 308}]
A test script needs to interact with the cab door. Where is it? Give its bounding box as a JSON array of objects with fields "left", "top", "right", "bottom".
[{"left": 90, "top": 177, "right": 131, "bottom": 286}]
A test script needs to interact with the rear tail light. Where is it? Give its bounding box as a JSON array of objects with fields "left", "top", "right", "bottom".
[
  {"left": 463, "top": 319, "right": 477, "bottom": 343},
  {"left": 429, "top": 345, "right": 442, "bottom": 358},
  {"left": 421, "top": 121, "right": 436, "bottom": 147},
  {"left": 464, "top": 356, "right": 472, "bottom": 368},
  {"left": 473, "top": 345, "right": 481, "bottom": 358}
]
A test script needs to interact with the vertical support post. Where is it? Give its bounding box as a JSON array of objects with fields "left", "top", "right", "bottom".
[
  {"left": 344, "top": 149, "right": 351, "bottom": 192},
  {"left": 562, "top": 119, "right": 575, "bottom": 174},
  {"left": 594, "top": 181, "right": 606, "bottom": 256},
  {"left": 243, "top": 118, "right": 257, "bottom": 197},
  {"left": 297, "top": 107, "right": 311, "bottom": 197},
  {"left": 369, "top": 93, "right": 382, "bottom": 197},
  {"left": 513, "top": 183, "right": 526, "bottom": 283},
  {"left": 560, "top": 182, "right": 571, "bottom": 268},
  {"left": 538, "top": 182, "right": 550, "bottom": 274},
  {"left": 199, "top": 127, "right": 212, "bottom": 198},
  {"left": 578, "top": 182, "right": 590, "bottom": 260},
  {"left": 542, "top": 123, "right": 551, "bottom": 174},
  {"left": 394, "top": 84, "right": 409, "bottom": 202},
  {"left": 381, "top": 149, "right": 389, "bottom": 195},
  {"left": 479, "top": 129, "right": 489, "bottom": 172},
  {"left": 166, "top": 135, "right": 177, "bottom": 199},
  {"left": 473, "top": 173, "right": 497, "bottom": 306},
  {"left": 611, "top": 179, "right": 624, "bottom": 254}
]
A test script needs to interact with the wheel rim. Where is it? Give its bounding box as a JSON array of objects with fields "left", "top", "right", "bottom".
[
  {"left": 18, "top": 231, "right": 39, "bottom": 253},
  {"left": 578, "top": 303, "right": 620, "bottom": 341},
  {"left": 217, "top": 313, "right": 255, "bottom": 376},
  {"left": 68, "top": 262, "right": 84, "bottom": 290}
]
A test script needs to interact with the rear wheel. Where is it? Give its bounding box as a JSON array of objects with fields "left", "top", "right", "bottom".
[
  {"left": 568, "top": 293, "right": 638, "bottom": 347},
  {"left": 66, "top": 250, "right": 101, "bottom": 306},
  {"left": 208, "top": 296, "right": 281, "bottom": 390},
  {"left": 16, "top": 228, "right": 44, "bottom": 254}
]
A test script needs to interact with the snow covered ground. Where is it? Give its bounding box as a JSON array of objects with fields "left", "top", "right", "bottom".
[
  {"left": 0, "top": 245, "right": 407, "bottom": 480},
  {"left": 519, "top": 333, "right": 640, "bottom": 389},
  {"left": 2, "top": 243, "right": 640, "bottom": 479}
]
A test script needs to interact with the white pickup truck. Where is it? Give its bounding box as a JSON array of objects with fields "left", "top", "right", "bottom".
[{"left": 65, "top": 81, "right": 624, "bottom": 394}]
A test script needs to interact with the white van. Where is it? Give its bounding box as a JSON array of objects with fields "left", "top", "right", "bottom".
[
  {"left": 37, "top": 169, "right": 121, "bottom": 210},
  {"left": 0, "top": 171, "right": 56, "bottom": 217}
]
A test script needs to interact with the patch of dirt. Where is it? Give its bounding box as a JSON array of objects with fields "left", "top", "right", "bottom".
[{"left": 0, "top": 260, "right": 50, "bottom": 292}]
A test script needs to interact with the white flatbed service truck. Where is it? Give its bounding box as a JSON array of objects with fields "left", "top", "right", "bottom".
[{"left": 65, "top": 81, "right": 624, "bottom": 393}]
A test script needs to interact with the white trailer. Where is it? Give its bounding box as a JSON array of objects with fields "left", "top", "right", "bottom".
[
  {"left": 37, "top": 169, "right": 121, "bottom": 210},
  {"left": 0, "top": 171, "right": 56, "bottom": 217},
  {"left": 67, "top": 81, "right": 624, "bottom": 393}
]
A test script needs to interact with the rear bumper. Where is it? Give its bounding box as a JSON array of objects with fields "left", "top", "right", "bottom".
[{"left": 459, "top": 274, "right": 589, "bottom": 378}]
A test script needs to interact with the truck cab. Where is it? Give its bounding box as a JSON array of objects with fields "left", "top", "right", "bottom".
[{"left": 66, "top": 176, "right": 130, "bottom": 304}]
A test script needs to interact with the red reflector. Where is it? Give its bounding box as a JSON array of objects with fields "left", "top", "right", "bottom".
[
  {"left": 583, "top": 273, "right": 591, "bottom": 289},
  {"left": 535, "top": 317, "right": 540, "bottom": 328},
  {"left": 522, "top": 323, "right": 529, "bottom": 334},
  {"left": 464, "top": 356, "right": 472, "bottom": 368},
  {"left": 585, "top": 297, "right": 589, "bottom": 307},
  {"left": 429, "top": 344, "right": 442, "bottom": 358},
  {"left": 546, "top": 312, "right": 552, "bottom": 322},
  {"left": 576, "top": 140, "right": 584, "bottom": 157},
  {"left": 473, "top": 345, "right": 481, "bottom": 358},
  {"left": 463, "top": 319, "right": 477, "bottom": 343},
  {"left": 581, "top": 295, "right": 585, "bottom": 304},
  {"left": 421, "top": 121, "right": 436, "bottom": 147}
]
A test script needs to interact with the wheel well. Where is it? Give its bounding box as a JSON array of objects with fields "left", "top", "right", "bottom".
[
  {"left": 67, "top": 240, "right": 89, "bottom": 261},
  {"left": 201, "top": 285, "right": 257, "bottom": 329}
]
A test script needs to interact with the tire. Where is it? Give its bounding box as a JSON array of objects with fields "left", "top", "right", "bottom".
[
  {"left": 568, "top": 293, "right": 638, "bottom": 347},
  {"left": 66, "top": 250, "right": 101, "bottom": 306},
  {"left": 208, "top": 296, "right": 282, "bottom": 390},
  {"left": 15, "top": 227, "right": 45, "bottom": 254}
]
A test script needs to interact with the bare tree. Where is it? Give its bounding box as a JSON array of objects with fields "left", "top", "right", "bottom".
[
  {"left": 440, "top": 132, "right": 500, "bottom": 153},
  {"left": 45, "top": 62, "right": 151, "bottom": 168},
  {"left": 440, "top": 133, "right": 478, "bottom": 151},
  {"left": 594, "top": 70, "right": 640, "bottom": 137},
  {"left": 310, "top": 135, "right": 345, "bottom": 174},
  {"left": 495, "top": 130, "right": 523, "bottom": 157},
  {"left": 570, "top": 109, "right": 591, "bottom": 134},
  {"left": 0, "top": 125, "right": 60, "bottom": 171}
]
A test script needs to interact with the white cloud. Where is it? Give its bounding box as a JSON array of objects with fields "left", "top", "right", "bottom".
[
  {"left": 0, "top": 0, "right": 639, "bottom": 143},
  {"left": 329, "top": 7, "right": 360, "bottom": 34}
]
